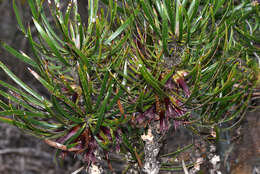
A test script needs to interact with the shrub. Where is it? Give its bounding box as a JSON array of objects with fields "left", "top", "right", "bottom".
[{"left": 0, "top": 0, "right": 259, "bottom": 173}]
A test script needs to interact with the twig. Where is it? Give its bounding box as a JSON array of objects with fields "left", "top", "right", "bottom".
[
  {"left": 182, "top": 160, "right": 189, "bottom": 174},
  {"left": 72, "top": 166, "right": 85, "bottom": 174},
  {"left": 134, "top": 148, "right": 143, "bottom": 168},
  {"left": 44, "top": 139, "right": 80, "bottom": 152}
]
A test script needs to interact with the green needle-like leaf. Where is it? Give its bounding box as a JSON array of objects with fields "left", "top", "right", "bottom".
[
  {"left": 32, "top": 18, "right": 70, "bottom": 66},
  {"left": 12, "top": 0, "right": 26, "bottom": 34},
  {"left": 104, "top": 11, "right": 136, "bottom": 45},
  {"left": 77, "top": 62, "right": 92, "bottom": 112},
  {"left": 139, "top": 64, "right": 167, "bottom": 98},
  {"left": 0, "top": 61, "right": 48, "bottom": 105},
  {"left": 94, "top": 82, "right": 113, "bottom": 135},
  {"left": 1, "top": 42, "right": 37, "bottom": 67}
]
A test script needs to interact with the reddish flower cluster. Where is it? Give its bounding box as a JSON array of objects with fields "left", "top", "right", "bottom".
[
  {"left": 56, "top": 126, "right": 97, "bottom": 165},
  {"left": 55, "top": 125, "right": 122, "bottom": 166},
  {"left": 135, "top": 71, "right": 190, "bottom": 132}
]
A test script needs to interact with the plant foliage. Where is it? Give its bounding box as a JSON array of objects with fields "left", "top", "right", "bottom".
[{"left": 0, "top": 0, "right": 259, "bottom": 172}]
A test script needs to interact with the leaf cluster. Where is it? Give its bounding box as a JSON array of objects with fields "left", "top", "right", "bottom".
[{"left": 0, "top": 0, "right": 259, "bottom": 171}]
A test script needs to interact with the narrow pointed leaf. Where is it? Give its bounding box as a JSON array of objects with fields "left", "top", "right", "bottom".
[
  {"left": 94, "top": 83, "right": 113, "bottom": 135},
  {"left": 1, "top": 42, "right": 37, "bottom": 67},
  {"left": 104, "top": 12, "right": 135, "bottom": 45},
  {"left": 12, "top": 0, "right": 26, "bottom": 34},
  {"left": 0, "top": 61, "right": 47, "bottom": 104},
  {"left": 77, "top": 62, "right": 92, "bottom": 112},
  {"left": 32, "top": 18, "right": 70, "bottom": 66},
  {"left": 27, "top": 0, "right": 39, "bottom": 19}
]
